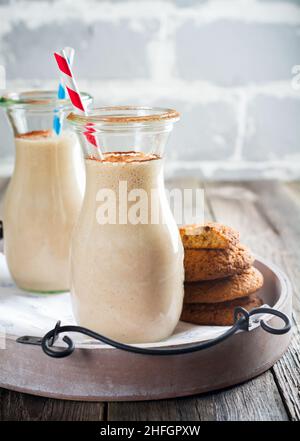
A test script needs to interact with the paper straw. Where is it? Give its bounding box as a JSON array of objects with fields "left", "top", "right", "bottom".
[
  {"left": 53, "top": 47, "right": 74, "bottom": 135},
  {"left": 54, "top": 49, "right": 102, "bottom": 159},
  {"left": 58, "top": 47, "right": 74, "bottom": 100}
]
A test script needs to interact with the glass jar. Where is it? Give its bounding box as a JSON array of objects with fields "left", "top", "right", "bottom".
[
  {"left": 67, "top": 106, "right": 184, "bottom": 343},
  {"left": 3, "top": 90, "right": 92, "bottom": 292}
]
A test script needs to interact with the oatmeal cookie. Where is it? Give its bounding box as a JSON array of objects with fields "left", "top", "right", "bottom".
[
  {"left": 179, "top": 222, "right": 239, "bottom": 249},
  {"left": 184, "top": 267, "right": 263, "bottom": 304},
  {"left": 181, "top": 294, "right": 263, "bottom": 326},
  {"left": 184, "top": 243, "right": 254, "bottom": 282}
]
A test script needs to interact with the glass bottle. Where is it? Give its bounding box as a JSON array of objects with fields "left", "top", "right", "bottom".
[
  {"left": 67, "top": 106, "right": 184, "bottom": 343},
  {"left": 3, "top": 90, "right": 92, "bottom": 292}
]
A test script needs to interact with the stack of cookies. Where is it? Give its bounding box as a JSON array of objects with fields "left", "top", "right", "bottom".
[{"left": 179, "top": 223, "right": 263, "bottom": 326}]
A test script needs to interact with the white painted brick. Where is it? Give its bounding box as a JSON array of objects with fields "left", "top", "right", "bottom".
[
  {"left": 3, "top": 19, "right": 158, "bottom": 80},
  {"left": 161, "top": 100, "right": 238, "bottom": 161},
  {"left": 175, "top": 21, "right": 300, "bottom": 85},
  {"left": 1, "top": 0, "right": 300, "bottom": 180},
  {"left": 243, "top": 96, "right": 300, "bottom": 160}
]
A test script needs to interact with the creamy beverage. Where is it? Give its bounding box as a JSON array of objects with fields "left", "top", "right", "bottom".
[
  {"left": 4, "top": 130, "right": 84, "bottom": 292},
  {"left": 71, "top": 152, "right": 184, "bottom": 343}
]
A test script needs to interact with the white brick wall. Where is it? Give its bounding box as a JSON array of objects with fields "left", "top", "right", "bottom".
[{"left": 0, "top": 0, "right": 300, "bottom": 179}]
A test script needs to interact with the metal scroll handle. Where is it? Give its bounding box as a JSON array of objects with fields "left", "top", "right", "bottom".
[{"left": 17, "top": 306, "right": 291, "bottom": 358}]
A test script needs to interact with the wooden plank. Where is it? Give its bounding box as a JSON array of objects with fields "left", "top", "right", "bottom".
[
  {"left": 0, "top": 388, "right": 106, "bottom": 421},
  {"left": 108, "top": 371, "right": 288, "bottom": 421},
  {"left": 272, "top": 321, "right": 300, "bottom": 421},
  {"left": 248, "top": 181, "right": 300, "bottom": 320},
  {"left": 247, "top": 181, "right": 300, "bottom": 421},
  {"left": 205, "top": 181, "right": 300, "bottom": 421},
  {"left": 285, "top": 181, "right": 300, "bottom": 204}
]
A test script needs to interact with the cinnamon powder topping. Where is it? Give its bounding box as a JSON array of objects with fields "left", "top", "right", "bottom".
[
  {"left": 16, "top": 130, "right": 53, "bottom": 139},
  {"left": 87, "top": 151, "right": 160, "bottom": 163}
]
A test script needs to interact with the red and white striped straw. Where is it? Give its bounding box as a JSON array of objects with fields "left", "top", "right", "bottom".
[{"left": 54, "top": 49, "right": 102, "bottom": 159}]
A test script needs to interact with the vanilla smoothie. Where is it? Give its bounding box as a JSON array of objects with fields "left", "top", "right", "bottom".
[
  {"left": 4, "top": 130, "right": 84, "bottom": 292},
  {"left": 71, "top": 152, "right": 184, "bottom": 343}
]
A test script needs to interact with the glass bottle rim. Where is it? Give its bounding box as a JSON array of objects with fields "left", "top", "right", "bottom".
[
  {"left": 1, "top": 90, "right": 92, "bottom": 110},
  {"left": 67, "top": 106, "right": 180, "bottom": 128}
]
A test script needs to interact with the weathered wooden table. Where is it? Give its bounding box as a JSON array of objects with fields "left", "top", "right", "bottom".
[{"left": 0, "top": 179, "right": 299, "bottom": 421}]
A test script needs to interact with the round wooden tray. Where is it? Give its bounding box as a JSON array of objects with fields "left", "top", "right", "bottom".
[{"left": 0, "top": 257, "right": 292, "bottom": 401}]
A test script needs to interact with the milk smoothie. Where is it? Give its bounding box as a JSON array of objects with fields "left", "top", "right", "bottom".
[
  {"left": 71, "top": 153, "right": 184, "bottom": 343},
  {"left": 4, "top": 130, "right": 84, "bottom": 292},
  {"left": 68, "top": 107, "right": 184, "bottom": 343}
]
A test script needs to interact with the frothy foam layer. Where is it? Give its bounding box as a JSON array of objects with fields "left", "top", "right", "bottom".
[
  {"left": 16, "top": 130, "right": 53, "bottom": 139},
  {"left": 88, "top": 151, "right": 160, "bottom": 163}
]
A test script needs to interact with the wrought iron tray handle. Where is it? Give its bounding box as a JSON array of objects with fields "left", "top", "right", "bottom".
[{"left": 17, "top": 306, "right": 291, "bottom": 358}]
